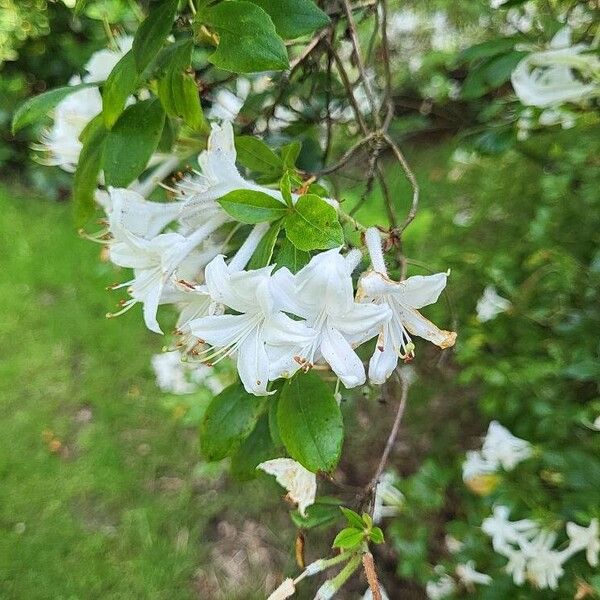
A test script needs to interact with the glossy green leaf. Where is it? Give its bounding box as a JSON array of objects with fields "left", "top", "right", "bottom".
[
  {"left": 279, "top": 172, "right": 293, "bottom": 208},
  {"left": 459, "top": 37, "right": 518, "bottom": 63},
  {"left": 275, "top": 238, "right": 310, "bottom": 273},
  {"left": 200, "top": 382, "right": 267, "bottom": 461},
  {"left": 277, "top": 371, "right": 343, "bottom": 472},
  {"left": 340, "top": 507, "right": 364, "bottom": 529},
  {"left": 332, "top": 527, "right": 365, "bottom": 550},
  {"left": 280, "top": 141, "right": 302, "bottom": 169},
  {"left": 230, "top": 416, "right": 277, "bottom": 480},
  {"left": 247, "top": 220, "right": 282, "bottom": 269},
  {"left": 103, "top": 99, "right": 166, "bottom": 188},
  {"left": 197, "top": 1, "right": 289, "bottom": 73},
  {"left": 12, "top": 84, "right": 96, "bottom": 134},
  {"left": 369, "top": 526, "right": 385, "bottom": 544},
  {"left": 157, "top": 40, "right": 204, "bottom": 131},
  {"left": 132, "top": 0, "right": 179, "bottom": 73},
  {"left": 235, "top": 135, "right": 283, "bottom": 175},
  {"left": 218, "top": 189, "right": 288, "bottom": 224},
  {"left": 102, "top": 51, "right": 138, "bottom": 128},
  {"left": 73, "top": 115, "right": 108, "bottom": 226},
  {"left": 248, "top": 0, "right": 329, "bottom": 39},
  {"left": 285, "top": 194, "right": 343, "bottom": 251},
  {"left": 291, "top": 503, "right": 340, "bottom": 529}
]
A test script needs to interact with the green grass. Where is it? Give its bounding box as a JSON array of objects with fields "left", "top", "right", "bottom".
[{"left": 0, "top": 188, "right": 286, "bottom": 599}]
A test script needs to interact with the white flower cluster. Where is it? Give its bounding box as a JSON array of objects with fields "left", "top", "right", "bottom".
[
  {"left": 426, "top": 561, "right": 491, "bottom": 599},
  {"left": 462, "top": 421, "right": 532, "bottom": 483},
  {"left": 511, "top": 26, "right": 600, "bottom": 131},
  {"left": 37, "top": 36, "right": 133, "bottom": 172},
  {"left": 483, "top": 506, "right": 599, "bottom": 589},
  {"left": 92, "top": 124, "right": 456, "bottom": 397}
]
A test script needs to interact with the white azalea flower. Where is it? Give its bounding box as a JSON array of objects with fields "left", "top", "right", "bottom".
[
  {"left": 266, "top": 248, "right": 391, "bottom": 388},
  {"left": 175, "top": 122, "right": 337, "bottom": 229},
  {"left": 462, "top": 450, "right": 497, "bottom": 482},
  {"left": 189, "top": 240, "right": 308, "bottom": 395},
  {"left": 151, "top": 350, "right": 222, "bottom": 395},
  {"left": 426, "top": 574, "right": 456, "bottom": 599},
  {"left": 565, "top": 519, "right": 599, "bottom": 567},
  {"left": 523, "top": 531, "right": 565, "bottom": 590},
  {"left": 476, "top": 286, "right": 511, "bottom": 322},
  {"left": 208, "top": 78, "right": 251, "bottom": 121},
  {"left": 455, "top": 561, "right": 492, "bottom": 587},
  {"left": 372, "top": 471, "right": 404, "bottom": 523},
  {"left": 511, "top": 27, "right": 600, "bottom": 108},
  {"left": 257, "top": 458, "right": 317, "bottom": 517},
  {"left": 482, "top": 506, "right": 539, "bottom": 555},
  {"left": 37, "top": 36, "right": 132, "bottom": 172},
  {"left": 504, "top": 546, "right": 528, "bottom": 586},
  {"left": 108, "top": 214, "right": 226, "bottom": 333},
  {"left": 359, "top": 228, "right": 456, "bottom": 384},
  {"left": 481, "top": 421, "right": 532, "bottom": 471}
]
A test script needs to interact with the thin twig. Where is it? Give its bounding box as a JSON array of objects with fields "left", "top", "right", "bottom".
[{"left": 367, "top": 368, "right": 410, "bottom": 507}]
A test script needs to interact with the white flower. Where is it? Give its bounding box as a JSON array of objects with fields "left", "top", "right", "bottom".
[
  {"left": 504, "top": 547, "right": 528, "bottom": 586},
  {"left": 151, "top": 351, "right": 198, "bottom": 395},
  {"left": 481, "top": 421, "right": 532, "bottom": 471},
  {"left": 359, "top": 228, "right": 456, "bottom": 384},
  {"left": 189, "top": 249, "right": 309, "bottom": 396},
  {"left": 37, "top": 36, "right": 133, "bottom": 172},
  {"left": 523, "top": 531, "right": 565, "bottom": 590},
  {"left": 462, "top": 450, "right": 496, "bottom": 482},
  {"left": 445, "top": 535, "right": 464, "bottom": 554},
  {"left": 476, "top": 286, "right": 511, "bottom": 322},
  {"left": 267, "top": 578, "right": 296, "bottom": 600},
  {"left": 565, "top": 519, "right": 599, "bottom": 567},
  {"left": 266, "top": 248, "right": 391, "bottom": 388},
  {"left": 455, "top": 561, "right": 492, "bottom": 587},
  {"left": 426, "top": 574, "right": 456, "bottom": 599},
  {"left": 511, "top": 27, "right": 600, "bottom": 108},
  {"left": 257, "top": 458, "right": 317, "bottom": 517},
  {"left": 372, "top": 471, "right": 404, "bottom": 523},
  {"left": 482, "top": 506, "right": 539, "bottom": 555},
  {"left": 108, "top": 214, "right": 226, "bottom": 333},
  {"left": 175, "top": 122, "right": 337, "bottom": 227}
]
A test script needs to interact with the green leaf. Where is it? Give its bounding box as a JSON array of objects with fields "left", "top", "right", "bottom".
[
  {"left": 285, "top": 194, "right": 343, "bottom": 251},
  {"left": 200, "top": 382, "right": 267, "bottom": 461},
  {"left": 102, "top": 51, "right": 138, "bottom": 128},
  {"left": 459, "top": 37, "right": 518, "bottom": 63},
  {"left": 157, "top": 40, "right": 204, "bottom": 131},
  {"left": 197, "top": 1, "right": 289, "bottom": 73},
  {"left": 218, "top": 189, "right": 288, "bottom": 224},
  {"left": 484, "top": 51, "right": 527, "bottom": 87},
  {"left": 362, "top": 513, "right": 373, "bottom": 529},
  {"left": 332, "top": 527, "right": 365, "bottom": 550},
  {"left": 279, "top": 172, "right": 293, "bottom": 208},
  {"left": 369, "top": 527, "right": 385, "bottom": 544},
  {"left": 103, "top": 99, "right": 166, "bottom": 188},
  {"left": 248, "top": 220, "right": 282, "bottom": 269},
  {"left": 12, "top": 84, "right": 96, "bottom": 134},
  {"left": 291, "top": 503, "right": 339, "bottom": 529},
  {"left": 277, "top": 371, "right": 343, "bottom": 472},
  {"left": 73, "top": 115, "right": 108, "bottom": 226},
  {"left": 280, "top": 141, "right": 302, "bottom": 169},
  {"left": 230, "top": 415, "right": 277, "bottom": 480},
  {"left": 248, "top": 0, "right": 329, "bottom": 39},
  {"left": 133, "top": 0, "right": 179, "bottom": 73},
  {"left": 275, "top": 238, "right": 310, "bottom": 273},
  {"left": 340, "top": 507, "right": 364, "bottom": 529},
  {"left": 235, "top": 136, "right": 283, "bottom": 175}
]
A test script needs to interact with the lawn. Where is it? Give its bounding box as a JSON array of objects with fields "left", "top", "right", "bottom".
[{"left": 0, "top": 187, "right": 291, "bottom": 599}]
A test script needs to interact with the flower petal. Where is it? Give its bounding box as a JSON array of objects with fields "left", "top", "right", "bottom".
[
  {"left": 320, "top": 325, "right": 366, "bottom": 388},
  {"left": 395, "top": 303, "right": 457, "bottom": 349},
  {"left": 369, "top": 331, "right": 399, "bottom": 384},
  {"left": 236, "top": 327, "right": 270, "bottom": 396},
  {"left": 189, "top": 313, "right": 252, "bottom": 347}
]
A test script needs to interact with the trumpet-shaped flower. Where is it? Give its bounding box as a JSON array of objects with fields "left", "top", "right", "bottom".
[
  {"left": 481, "top": 421, "right": 532, "bottom": 470},
  {"left": 188, "top": 252, "right": 306, "bottom": 395},
  {"left": 522, "top": 531, "right": 565, "bottom": 590},
  {"left": 511, "top": 27, "right": 600, "bottom": 108},
  {"left": 372, "top": 471, "right": 404, "bottom": 523},
  {"left": 176, "top": 122, "right": 337, "bottom": 230},
  {"left": 360, "top": 228, "right": 456, "bottom": 384},
  {"left": 266, "top": 249, "right": 391, "bottom": 388},
  {"left": 257, "top": 458, "right": 317, "bottom": 517},
  {"left": 455, "top": 561, "right": 492, "bottom": 587},
  {"left": 565, "top": 519, "right": 599, "bottom": 567},
  {"left": 109, "top": 214, "right": 226, "bottom": 333},
  {"left": 476, "top": 285, "right": 511, "bottom": 322},
  {"left": 482, "top": 506, "right": 539, "bottom": 555}
]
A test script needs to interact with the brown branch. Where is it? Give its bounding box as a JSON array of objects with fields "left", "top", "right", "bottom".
[{"left": 362, "top": 552, "right": 383, "bottom": 600}]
